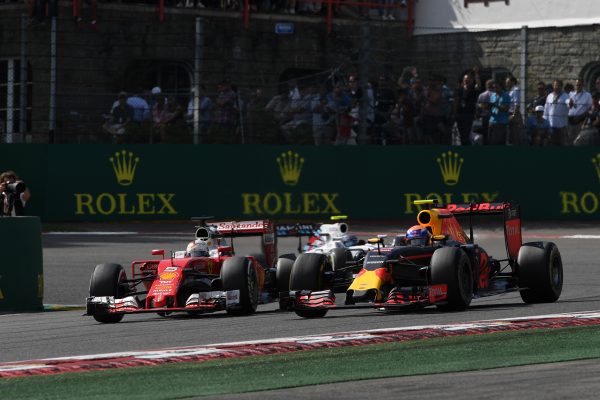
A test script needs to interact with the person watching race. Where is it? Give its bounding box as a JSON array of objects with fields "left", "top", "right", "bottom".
[{"left": 0, "top": 170, "right": 31, "bottom": 217}]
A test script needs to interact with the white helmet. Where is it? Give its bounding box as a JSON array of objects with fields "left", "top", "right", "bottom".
[{"left": 187, "top": 240, "right": 209, "bottom": 257}]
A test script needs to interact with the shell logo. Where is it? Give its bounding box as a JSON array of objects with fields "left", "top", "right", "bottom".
[{"left": 159, "top": 272, "right": 177, "bottom": 281}]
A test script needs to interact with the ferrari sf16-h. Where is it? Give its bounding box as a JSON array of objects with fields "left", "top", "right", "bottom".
[
  {"left": 86, "top": 219, "right": 294, "bottom": 323},
  {"left": 288, "top": 200, "right": 563, "bottom": 318}
]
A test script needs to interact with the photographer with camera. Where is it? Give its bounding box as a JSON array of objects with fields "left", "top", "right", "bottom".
[{"left": 0, "top": 171, "right": 31, "bottom": 217}]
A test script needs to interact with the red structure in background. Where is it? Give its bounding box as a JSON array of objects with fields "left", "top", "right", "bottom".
[{"left": 150, "top": 0, "right": 415, "bottom": 35}]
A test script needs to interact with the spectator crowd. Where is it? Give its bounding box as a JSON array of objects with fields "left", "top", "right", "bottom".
[
  {"left": 0, "top": 0, "right": 408, "bottom": 27},
  {"left": 103, "top": 68, "right": 600, "bottom": 146}
]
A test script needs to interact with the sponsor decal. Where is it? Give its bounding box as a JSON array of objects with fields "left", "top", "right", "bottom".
[
  {"left": 263, "top": 232, "right": 275, "bottom": 244},
  {"left": 152, "top": 284, "right": 173, "bottom": 292},
  {"left": 559, "top": 154, "right": 600, "bottom": 214},
  {"left": 225, "top": 290, "right": 240, "bottom": 305},
  {"left": 217, "top": 221, "right": 264, "bottom": 231},
  {"left": 403, "top": 151, "right": 500, "bottom": 214},
  {"left": 447, "top": 202, "right": 505, "bottom": 213},
  {"left": 110, "top": 150, "right": 139, "bottom": 186},
  {"left": 242, "top": 150, "right": 341, "bottom": 216},
  {"left": 276, "top": 223, "right": 318, "bottom": 236},
  {"left": 163, "top": 267, "right": 178, "bottom": 272},
  {"left": 277, "top": 151, "right": 304, "bottom": 186},
  {"left": 437, "top": 151, "right": 463, "bottom": 186},
  {"left": 159, "top": 272, "right": 177, "bottom": 281},
  {"left": 74, "top": 150, "right": 177, "bottom": 216},
  {"left": 428, "top": 284, "right": 447, "bottom": 303}
]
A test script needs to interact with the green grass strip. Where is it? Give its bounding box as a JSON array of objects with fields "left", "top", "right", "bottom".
[{"left": 2, "top": 325, "right": 600, "bottom": 400}]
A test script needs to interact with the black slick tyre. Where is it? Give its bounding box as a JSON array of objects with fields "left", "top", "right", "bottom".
[
  {"left": 430, "top": 247, "right": 473, "bottom": 311},
  {"left": 89, "top": 263, "right": 127, "bottom": 323},
  {"left": 517, "top": 241, "right": 563, "bottom": 303},
  {"left": 249, "top": 253, "right": 267, "bottom": 268},
  {"left": 221, "top": 256, "right": 259, "bottom": 316},
  {"left": 275, "top": 257, "right": 294, "bottom": 310},
  {"left": 330, "top": 248, "right": 350, "bottom": 271},
  {"left": 290, "top": 253, "right": 328, "bottom": 318}
]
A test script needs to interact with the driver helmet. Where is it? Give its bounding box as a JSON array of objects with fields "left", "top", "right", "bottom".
[
  {"left": 341, "top": 234, "right": 359, "bottom": 247},
  {"left": 186, "top": 240, "right": 210, "bottom": 257},
  {"left": 406, "top": 225, "right": 432, "bottom": 246}
]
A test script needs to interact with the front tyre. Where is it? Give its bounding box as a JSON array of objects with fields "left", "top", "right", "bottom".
[
  {"left": 290, "top": 253, "right": 327, "bottom": 291},
  {"left": 290, "top": 253, "right": 329, "bottom": 318},
  {"left": 430, "top": 247, "right": 473, "bottom": 311},
  {"left": 221, "top": 256, "right": 259, "bottom": 316},
  {"left": 330, "top": 248, "right": 350, "bottom": 271},
  {"left": 295, "top": 308, "right": 328, "bottom": 318},
  {"left": 517, "top": 242, "right": 563, "bottom": 303},
  {"left": 89, "top": 263, "right": 128, "bottom": 323}
]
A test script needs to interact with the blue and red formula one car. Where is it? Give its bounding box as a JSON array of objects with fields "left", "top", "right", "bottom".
[{"left": 288, "top": 200, "right": 564, "bottom": 318}]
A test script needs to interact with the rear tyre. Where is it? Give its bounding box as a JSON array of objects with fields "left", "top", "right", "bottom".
[
  {"left": 290, "top": 253, "right": 329, "bottom": 318},
  {"left": 518, "top": 242, "right": 563, "bottom": 303},
  {"left": 430, "top": 247, "right": 473, "bottom": 311},
  {"left": 276, "top": 257, "right": 294, "bottom": 310},
  {"left": 89, "top": 263, "right": 127, "bottom": 323},
  {"left": 221, "top": 256, "right": 259, "bottom": 316},
  {"left": 278, "top": 253, "right": 297, "bottom": 262},
  {"left": 249, "top": 253, "right": 267, "bottom": 268}
]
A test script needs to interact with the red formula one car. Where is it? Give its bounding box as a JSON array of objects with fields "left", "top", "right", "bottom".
[
  {"left": 86, "top": 219, "right": 294, "bottom": 323},
  {"left": 288, "top": 200, "right": 564, "bottom": 318}
]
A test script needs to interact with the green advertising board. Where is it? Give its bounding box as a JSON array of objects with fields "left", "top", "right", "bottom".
[
  {"left": 0, "top": 217, "right": 44, "bottom": 311},
  {"left": 1, "top": 144, "right": 600, "bottom": 221}
]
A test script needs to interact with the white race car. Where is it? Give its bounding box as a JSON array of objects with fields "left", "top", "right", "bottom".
[{"left": 277, "top": 217, "right": 387, "bottom": 291}]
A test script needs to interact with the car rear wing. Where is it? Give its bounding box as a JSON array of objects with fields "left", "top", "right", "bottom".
[
  {"left": 415, "top": 200, "right": 522, "bottom": 263},
  {"left": 213, "top": 220, "right": 273, "bottom": 236},
  {"left": 211, "top": 220, "right": 277, "bottom": 267},
  {"left": 276, "top": 215, "right": 347, "bottom": 238},
  {"left": 445, "top": 202, "right": 521, "bottom": 263},
  {"left": 276, "top": 223, "right": 321, "bottom": 254},
  {"left": 276, "top": 223, "right": 320, "bottom": 237}
]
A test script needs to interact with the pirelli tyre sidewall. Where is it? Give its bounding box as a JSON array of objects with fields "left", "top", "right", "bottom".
[
  {"left": 221, "top": 256, "right": 259, "bottom": 315},
  {"left": 517, "top": 241, "right": 563, "bottom": 303},
  {"left": 430, "top": 247, "right": 473, "bottom": 311},
  {"left": 290, "top": 253, "right": 327, "bottom": 292},
  {"left": 89, "top": 263, "right": 127, "bottom": 323},
  {"left": 275, "top": 257, "right": 294, "bottom": 310},
  {"left": 329, "top": 247, "right": 349, "bottom": 271}
]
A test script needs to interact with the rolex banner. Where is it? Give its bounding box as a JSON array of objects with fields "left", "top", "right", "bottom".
[{"left": 1, "top": 144, "right": 600, "bottom": 221}]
